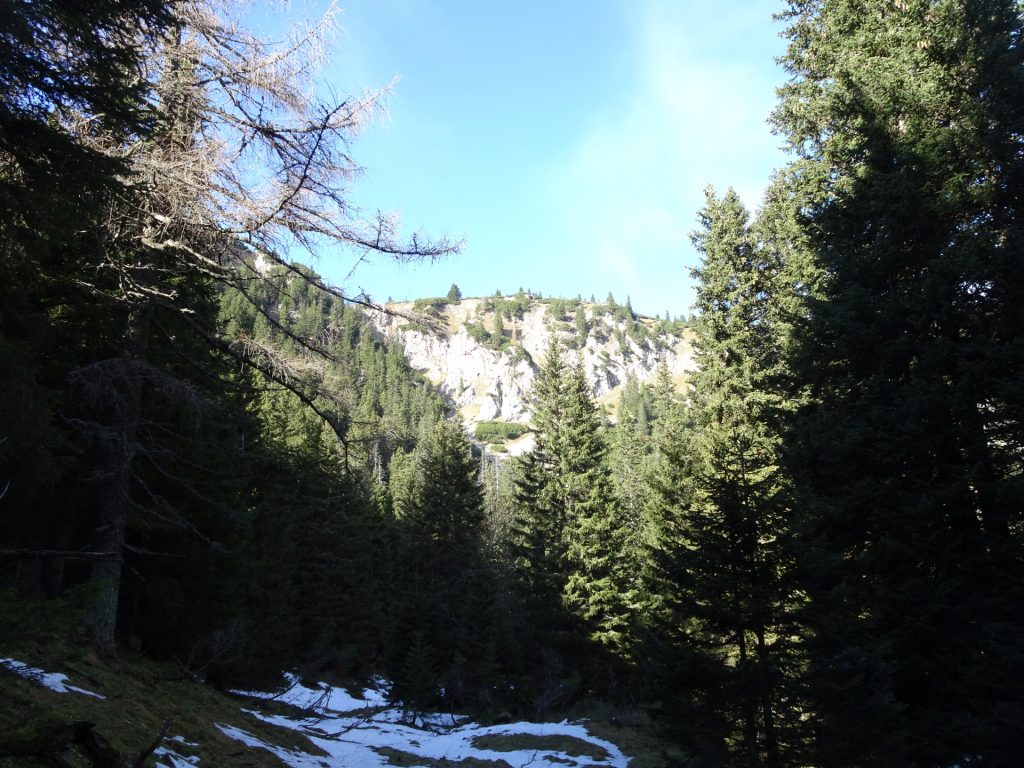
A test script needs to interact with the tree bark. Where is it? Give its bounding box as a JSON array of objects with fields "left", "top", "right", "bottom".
[
  {"left": 756, "top": 627, "right": 780, "bottom": 768},
  {"left": 84, "top": 306, "right": 149, "bottom": 655},
  {"left": 737, "top": 628, "right": 760, "bottom": 768}
]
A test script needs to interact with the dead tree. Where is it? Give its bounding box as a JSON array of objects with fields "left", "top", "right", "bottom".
[{"left": 67, "top": 0, "right": 459, "bottom": 654}]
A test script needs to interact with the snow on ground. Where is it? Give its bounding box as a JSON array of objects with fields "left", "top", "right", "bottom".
[
  {"left": 217, "top": 724, "right": 330, "bottom": 768},
  {"left": 153, "top": 735, "right": 202, "bottom": 768},
  {"left": 231, "top": 672, "right": 388, "bottom": 713},
  {"left": 248, "top": 709, "right": 629, "bottom": 768},
  {"left": 223, "top": 675, "right": 632, "bottom": 768},
  {"left": 0, "top": 657, "right": 106, "bottom": 699},
  {"left": 2, "top": 658, "right": 632, "bottom": 767},
  {"left": 153, "top": 742, "right": 200, "bottom": 768}
]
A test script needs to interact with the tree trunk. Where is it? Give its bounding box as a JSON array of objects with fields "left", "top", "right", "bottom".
[
  {"left": 737, "top": 629, "right": 760, "bottom": 767},
  {"left": 756, "top": 627, "right": 780, "bottom": 768},
  {"left": 85, "top": 462, "right": 131, "bottom": 655},
  {"left": 84, "top": 306, "right": 149, "bottom": 655}
]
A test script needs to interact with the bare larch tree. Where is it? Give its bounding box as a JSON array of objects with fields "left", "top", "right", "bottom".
[{"left": 68, "top": 0, "right": 458, "bottom": 653}]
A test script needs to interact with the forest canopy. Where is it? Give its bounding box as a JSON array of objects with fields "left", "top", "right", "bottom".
[{"left": 1, "top": 1, "right": 1022, "bottom": 767}]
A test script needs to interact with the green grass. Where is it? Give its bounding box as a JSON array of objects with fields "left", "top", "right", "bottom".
[
  {"left": 0, "top": 651, "right": 329, "bottom": 767},
  {"left": 569, "top": 701, "right": 689, "bottom": 768},
  {"left": 471, "top": 732, "right": 609, "bottom": 760},
  {"left": 376, "top": 746, "right": 514, "bottom": 767},
  {"left": 474, "top": 421, "right": 528, "bottom": 443},
  {"left": 0, "top": 596, "right": 327, "bottom": 768}
]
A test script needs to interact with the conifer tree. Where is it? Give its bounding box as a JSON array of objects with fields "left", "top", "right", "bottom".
[
  {"left": 651, "top": 188, "right": 802, "bottom": 767},
  {"left": 574, "top": 305, "right": 589, "bottom": 340},
  {"left": 0, "top": 0, "right": 172, "bottom": 636},
  {"left": 559, "top": 359, "right": 630, "bottom": 654},
  {"left": 512, "top": 341, "right": 631, "bottom": 664},
  {"left": 511, "top": 340, "right": 571, "bottom": 614},
  {"left": 609, "top": 377, "right": 656, "bottom": 623},
  {"left": 773, "top": 2, "right": 1024, "bottom": 764},
  {"left": 389, "top": 418, "right": 488, "bottom": 707}
]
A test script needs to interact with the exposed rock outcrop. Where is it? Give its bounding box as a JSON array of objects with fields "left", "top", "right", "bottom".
[
  {"left": 368, "top": 299, "right": 696, "bottom": 442},
  {"left": 371, "top": 297, "right": 695, "bottom": 438}
]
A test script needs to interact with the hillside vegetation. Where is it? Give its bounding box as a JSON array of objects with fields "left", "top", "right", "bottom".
[
  {"left": 372, "top": 292, "right": 695, "bottom": 432},
  {"left": 2, "top": 616, "right": 677, "bottom": 767},
  {"left": 2, "top": 1, "right": 1022, "bottom": 767}
]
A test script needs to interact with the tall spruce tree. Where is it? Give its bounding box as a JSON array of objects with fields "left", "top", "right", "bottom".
[
  {"left": 608, "top": 377, "right": 659, "bottom": 644},
  {"left": 651, "top": 188, "right": 803, "bottom": 767},
  {"left": 512, "top": 340, "right": 631, "bottom": 676},
  {"left": 0, "top": 0, "right": 173, "bottom": 607},
  {"left": 559, "top": 357, "right": 630, "bottom": 655},
  {"left": 389, "top": 417, "right": 490, "bottom": 708},
  {"left": 773, "top": 1, "right": 1024, "bottom": 764},
  {"left": 56, "top": 1, "right": 455, "bottom": 654},
  {"left": 511, "top": 339, "right": 572, "bottom": 615}
]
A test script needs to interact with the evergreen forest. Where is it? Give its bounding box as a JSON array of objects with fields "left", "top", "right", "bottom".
[{"left": 1, "top": 1, "right": 1022, "bottom": 766}]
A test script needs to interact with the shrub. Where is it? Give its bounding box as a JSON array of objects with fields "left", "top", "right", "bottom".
[
  {"left": 464, "top": 322, "right": 491, "bottom": 344},
  {"left": 474, "top": 421, "right": 529, "bottom": 442},
  {"left": 413, "top": 296, "right": 450, "bottom": 312}
]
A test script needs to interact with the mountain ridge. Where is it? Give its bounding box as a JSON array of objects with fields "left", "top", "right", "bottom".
[{"left": 370, "top": 294, "right": 695, "bottom": 451}]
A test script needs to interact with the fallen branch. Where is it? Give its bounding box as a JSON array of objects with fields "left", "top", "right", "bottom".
[
  {"left": 132, "top": 719, "right": 171, "bottom": 767},
  {"left": 0, "top": 549, "right": 119, "bottom": 562}
]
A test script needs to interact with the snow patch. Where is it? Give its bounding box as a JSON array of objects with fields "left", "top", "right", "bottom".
[
  {"left": 217, "top": 724, "right": 335, "bottom": 768},
  {"left": 153, "top": 734, "right": 202, "bottom": 767},
  {"left": 0, "top": 657, "right": 105, "bottom": 699},
  {"left": 153, "top": 743, "right": 200, "bottom": 768},
  {"left": 222, "top": 676, "right": 632, "bottom": 768},
  {"left": 231, "top": 672, "right": 387, "bottom": 715}
]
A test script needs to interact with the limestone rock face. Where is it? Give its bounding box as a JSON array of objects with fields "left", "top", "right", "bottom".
[
  {"left": 370, "top": 298, "right": 695, "bottom": 437},
  {"left": 385, "top": 323, "right": 536, "bottom": 423}
]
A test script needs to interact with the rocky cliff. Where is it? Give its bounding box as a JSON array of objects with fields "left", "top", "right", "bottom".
[{"left": 370, "top": 295, "right": 695, "bottom": 447}]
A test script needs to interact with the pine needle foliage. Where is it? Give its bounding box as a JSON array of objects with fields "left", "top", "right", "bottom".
[{"left": 773, "top": 1, "right": 1024, "bottom": 764}]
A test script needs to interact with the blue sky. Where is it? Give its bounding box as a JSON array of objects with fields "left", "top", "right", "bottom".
[{"left": 276, "top": 1, "right": 790, "bottom": 317}]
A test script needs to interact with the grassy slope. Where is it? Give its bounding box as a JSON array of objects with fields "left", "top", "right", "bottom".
[
  {"left": 0, "top": 648, "right": 326, "bottom": 767},
  {"left": 0, "top": 590, "right": 320, "bottom": 767},
  {"left": 0, "top": 643, "right": 686, "bottom": 768},
  {"left": 0, "top": 597, "right": 686, "bottom": 768}
]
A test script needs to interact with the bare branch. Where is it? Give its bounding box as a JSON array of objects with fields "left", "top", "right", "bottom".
[
  {"left": 132, "top": 720, "right": 172, "bottom": 768},
  {"left": 173, "top": 310, "right": 353, "bottom": 449},
  {"left": 0, "top": 549, "right": 120, "bottom": 562}
]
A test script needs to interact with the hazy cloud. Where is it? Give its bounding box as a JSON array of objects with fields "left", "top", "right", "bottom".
[{"left": 542, "top": 1, "right": 786, "bottom": 313}]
